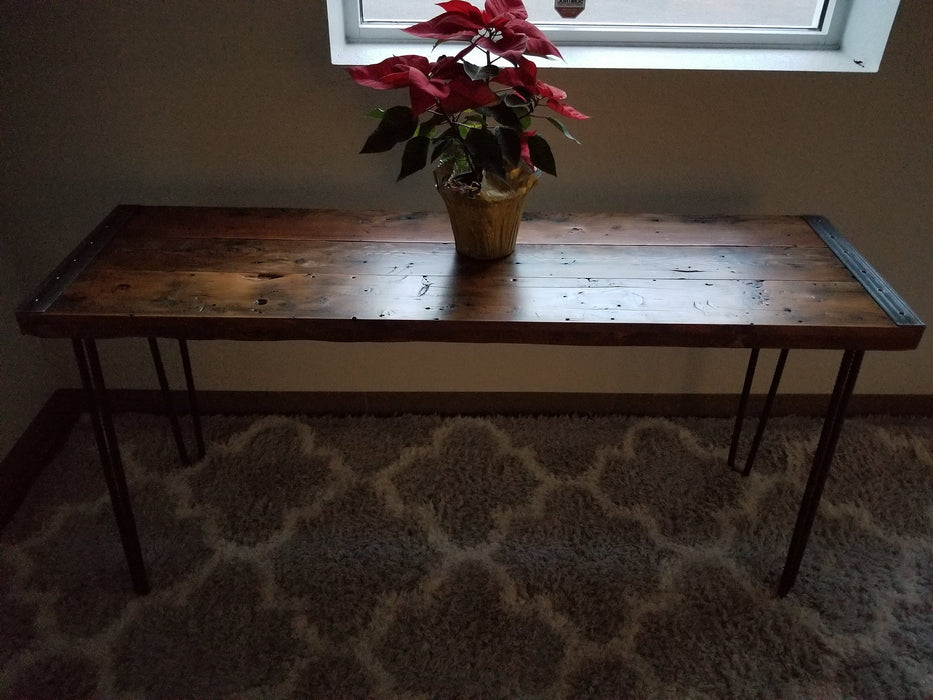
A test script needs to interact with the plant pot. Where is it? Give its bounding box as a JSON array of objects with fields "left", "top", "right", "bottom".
[{"left": 436, "top": 167, "right": 537, "bottom": 260}]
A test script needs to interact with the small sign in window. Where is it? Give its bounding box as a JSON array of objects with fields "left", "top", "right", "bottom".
[{"left": 554, "top": 0, "right": 585, "bottom": 19}]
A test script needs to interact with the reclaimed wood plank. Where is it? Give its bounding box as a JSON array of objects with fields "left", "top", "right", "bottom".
[
  {"left": 118, "top": 207, "right": 823, "bottom": 247},
  {"left": 89, "top": 240, "right": 853, "bottom": 282},
  {"left": 46, "top": 269, "right": 897, "bottom": 330}
]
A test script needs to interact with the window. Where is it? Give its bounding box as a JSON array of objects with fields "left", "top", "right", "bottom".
[
  {"left": 357, "top": 0, "right": 830, "bottom": 33},
  {"left": 326, "top": 0, "right": 901, "bottom": 72}
]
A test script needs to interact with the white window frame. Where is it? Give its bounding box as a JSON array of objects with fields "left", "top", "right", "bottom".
[{"left": 326, "top": 0, "right": 901, "bottom": 72}]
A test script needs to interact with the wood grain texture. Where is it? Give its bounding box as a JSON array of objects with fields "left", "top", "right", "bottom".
[
  {"left": 17, "top": 206, "right": 924, "bottom": 350},
  {"left": 118, "top": 207, "right": 824, "bottom": 246}
]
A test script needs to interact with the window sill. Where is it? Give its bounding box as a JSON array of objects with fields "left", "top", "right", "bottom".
[
  {"left": 551, "top": 44, "right": 884, "bottom": 72},
  {"left": 329, "top": 42, "right": 885, "bottom": 73}
]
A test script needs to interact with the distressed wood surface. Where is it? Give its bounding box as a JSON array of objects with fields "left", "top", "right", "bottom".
[{"left": 17, "top": 206, "right": 924, "bottom": 350}]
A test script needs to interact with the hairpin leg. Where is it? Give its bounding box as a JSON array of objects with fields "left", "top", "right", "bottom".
[
  {"left": 742, "top": 349, "right": 789, "bottom": 476},
  {"left": 777, "top": 349, "right": 863, "bottom": 596},
  {"left": 149, "top": 337, "right": 190, "bottom": 465},
  {"left": 178, "top": 339, "right": 205, "bottom": 460},
  {"left": 729, "top": 348, "right": 760, "bottom": 469},
  {"left": 729, "top": 348, "right": 789, "bottom": 475},
  {"left": 147, "top": 338, "right": 205, "bottom": 464},
  {"left": 72, "top": 338, "right": 150, "bottom": 595}
]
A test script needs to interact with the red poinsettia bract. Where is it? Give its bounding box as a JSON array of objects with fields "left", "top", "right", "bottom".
[
  {"left": 347, "top": 0, "right": 587, "bottom": 183},
  {"left": 349, "top": 54, "right": 499, "bottom": 117},
  {"left": 403, "top": 0, "right": 563, "bottom": 64}
]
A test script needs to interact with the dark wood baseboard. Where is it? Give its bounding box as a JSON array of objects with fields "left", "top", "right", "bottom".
[
  {"left": 106, "top": 389, "right": 933, "bottom": 419},
  {"left": 3, "top": 388, "right": 930, "bottom": 529}
]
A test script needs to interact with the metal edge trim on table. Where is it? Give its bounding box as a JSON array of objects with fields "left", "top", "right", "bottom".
[
  {"left": 805, "top": 215, "right": 924, "bottom": 328},
  {"left": 17, "top": 206, "right": 139, "bottom": 317}
]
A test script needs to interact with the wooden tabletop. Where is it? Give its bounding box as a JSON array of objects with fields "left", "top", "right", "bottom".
[{"left": 17, "top": 206, "right": 924, "bottom": 350}]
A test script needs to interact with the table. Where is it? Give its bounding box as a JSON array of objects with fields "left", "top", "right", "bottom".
[{"left": 16, "top": 206, "right": 924, "bottom": 596}]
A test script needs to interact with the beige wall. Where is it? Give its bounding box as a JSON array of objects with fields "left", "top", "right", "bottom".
[{"left": 2, "top": 1, "right": 930, "bottom": 459}]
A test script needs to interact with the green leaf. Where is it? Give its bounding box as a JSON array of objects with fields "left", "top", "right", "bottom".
[
  {"left": 527, "top": 134, "right": 557, "bottom": 176},
  {"left": 416, "top": 112, "right": 447, "bottom": 140},
  {"left": 465, "top": 128, "right": 505, "bottom": 179},
  {"left": 365, "top": 107, "right": 386, "bottom": 119},
  {"left": 462, "top": 60, "right": 500, "bottom": 82},
  {"left": 398, "top": 135, "right": 431, "bottom": 181},
  {"left": 461, "top": 111, "right": 483, "bottom": 130},
  {"left": 430, "top": 128, "right": 459, "bottom": 163},
  {"left": 422, "top": 112, "right": 448, "bottom": 130},
  {"left": 482, "top": 102, "right": 523, "bottom": 131},
  {"left": 496, "top": 127, "right": 522, "bottom": 167},
  {"left": 360, "top": 106, "right": 417, "bottom": 154},
  {"left": 547, "top": 116, "right": 580, "bottom": 143},
  {"left": 504, "top": 92, "right": 531, "bottom": 109}
]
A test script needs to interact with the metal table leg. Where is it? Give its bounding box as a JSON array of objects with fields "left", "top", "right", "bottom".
[
  {"left": 72, "top": 338, "right": 150, "bottom": 595},
  {"left": 777, "top": 349, "right": 864, "bottom": 596},
  {"left": 742, "top": 349, "right": 789, "bottom": 476},
  {"left": 729, "top": 348, "right": 789, "bottom": 475},
  {"left": 148, "top": 338, "right": 206, "bottom": 464},
  {"left": 178, "top": 339, "right": 206, "bottom": 460},
  {"left": 149, "top": 338, "right": 190, "bottom": 465},
  {"left": 728, "top": 348, "right": 760, "bottom": 468}
]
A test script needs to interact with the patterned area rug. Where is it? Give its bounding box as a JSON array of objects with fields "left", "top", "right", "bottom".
[{"left": 1, "top": 412, "right": 931, "bottom": 698}]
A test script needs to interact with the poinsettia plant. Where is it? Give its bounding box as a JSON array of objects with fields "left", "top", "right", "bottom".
[{"left": 348, "top": 0, "right": 587, "bottom": 190}]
